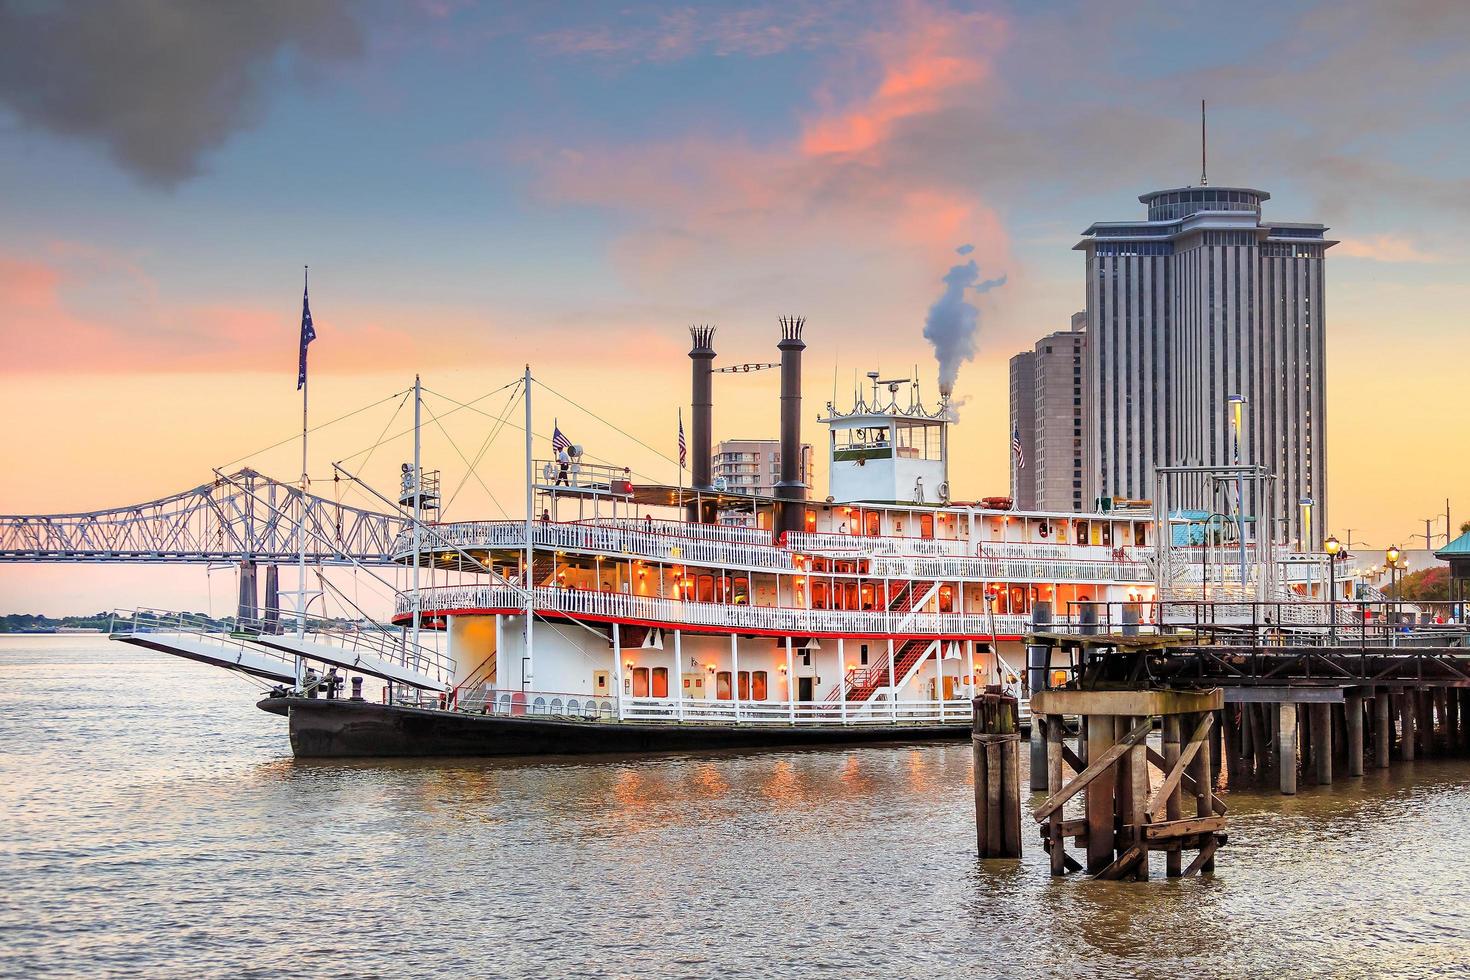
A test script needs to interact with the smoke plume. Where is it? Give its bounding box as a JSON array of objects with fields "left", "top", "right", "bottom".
[{"left": 923, "top": 244, "right": 1004, "bottom": 396}]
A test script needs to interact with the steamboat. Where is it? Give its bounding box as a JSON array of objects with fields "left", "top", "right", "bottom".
[{"left": 112, "top": 320, "right": 1246, "bottom": 757}]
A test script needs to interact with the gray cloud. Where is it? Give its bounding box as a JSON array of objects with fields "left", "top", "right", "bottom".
[{"left": 0, "top": 0, "right": 363, "bottom": 187}]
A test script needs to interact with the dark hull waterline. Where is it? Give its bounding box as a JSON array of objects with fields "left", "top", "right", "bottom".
[{"left": 259, "top": 697, "right": 971, "bottom": 758}]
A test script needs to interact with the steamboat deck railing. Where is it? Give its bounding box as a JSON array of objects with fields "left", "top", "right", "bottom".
[
  {"left": 399, "top": 584, "right": 1045, "bottom": 636},
  {"left": 392, "top": 521, "right": 1154, "bottom": 584},
  {"left": 405, "top": 686, "right": 1015, "bottom": 727}
]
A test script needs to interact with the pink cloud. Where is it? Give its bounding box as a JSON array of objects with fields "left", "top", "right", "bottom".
[
  {"left": 536, "top": 1, "right": 1014, "bottom": 318},
  {"left": 1334, "top": 234, "right": 1439, "bottom": 263}
]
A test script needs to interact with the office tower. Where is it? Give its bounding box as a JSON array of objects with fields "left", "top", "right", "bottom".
[
  {"left": 1075, "top": 186, "right": 1334, "bottom": 545},
  {"left": 1009, "top": 312, "right": 1090, "bottom": 512}
]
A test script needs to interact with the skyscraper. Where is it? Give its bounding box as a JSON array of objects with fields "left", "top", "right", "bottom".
[
  {"left": 1009, "top": 312, "right": 1091, "bottom": 512},
  {"left": 1074, "top": 186, "right": 1334, "bottom": 545}
]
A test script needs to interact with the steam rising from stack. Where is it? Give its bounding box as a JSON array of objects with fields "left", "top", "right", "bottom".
[{"left": 923, "top": 243, "right": 1005, "bottom": 397}]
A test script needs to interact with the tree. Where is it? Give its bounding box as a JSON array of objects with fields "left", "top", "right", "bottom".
[{"left": 1389, "top": 566, "right": 1452, "bottom": 601}]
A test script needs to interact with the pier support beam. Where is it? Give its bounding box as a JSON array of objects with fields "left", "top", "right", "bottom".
[
  {"left": 1163, "top": 715, "right": 1182, "bottom": 877},
  {"left": 1400, "top": 693, "right": 1416, "bottom": 761},
  {"left": 1085, "top": 714, "right": 1117, "bottom": 874},
  {"left": 1279, "top": 702, "right": 1298, "bottom": 795},
  {"left": 972, "top": 691, "right": 1022, "bottom": 859},
  {"left": 1311, "top": 703, "right": 1333, "bottom": 785},
  {"left": 1345, "top": 693, "right": 1364, "bottom": 777},
  {"left": 1375, "top": 690, "right": 1392, "bottom": 768},
  {"left": 262, "top": 564, "right": 280, "bottom": 634},
  {"left": 236, "top": 560, "right": 258, "bottom": 626}
]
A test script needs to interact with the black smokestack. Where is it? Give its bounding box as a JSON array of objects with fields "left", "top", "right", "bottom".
[
  {"left": 775, "top": 316, "right": 807, "bottom": 538},
  {"left": 688, "top": 324, "right": 715, "bottom": 522}
]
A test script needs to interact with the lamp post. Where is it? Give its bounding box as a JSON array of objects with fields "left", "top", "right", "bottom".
[
  {"left": 1325, "top": 534, "right": 1341, "bottom": 645},
  {"left": 1386, "top": 545, "right": 1402, "bottom": 642}
]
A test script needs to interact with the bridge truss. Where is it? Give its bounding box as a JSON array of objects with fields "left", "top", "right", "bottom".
[{"left": 0, "top": 469, "right": 407, "bottom": 565}]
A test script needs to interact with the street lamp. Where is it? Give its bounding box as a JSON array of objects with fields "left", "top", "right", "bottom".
[
  {"left": 1386, "top": 545, "right": 1402, "bottom": 636},
  {"left": 1325, "top": 534, "right": 1341, "bottom": 644}
]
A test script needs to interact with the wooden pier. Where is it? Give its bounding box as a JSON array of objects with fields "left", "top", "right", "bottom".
[
  {"left": 1028, "top": 630, "right": 1470, "bottom": 796},
  {"left": 1028, "top": 688, "right": 1226, "bottom": 879}
]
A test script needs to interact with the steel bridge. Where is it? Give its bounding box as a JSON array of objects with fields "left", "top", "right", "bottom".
[{"left": 0, "top": 468, "right": 406, "bottom": 566}]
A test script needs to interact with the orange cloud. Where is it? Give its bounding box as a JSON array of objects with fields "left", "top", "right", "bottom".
[
  {"left": 536, "top": 1, "right": 1013, "bottom": 333},
  {"left": 1334, "top": 234, "right": 1440, "bottom": 263},
  {"left": 800, "top": 8, "right": 1004, "bottom": 157}
]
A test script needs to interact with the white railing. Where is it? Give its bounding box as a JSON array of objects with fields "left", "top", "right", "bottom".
[
  {"left": 395, "top": 521, "right": 1153, "bottom": 585},
  {"left": 401, "top": 584, "right": 1038, "bottom": 636},
  {"left": 108, "top": 607, "right": 299, "bottom": 670},
  {"left": 396, "top": 521, "right": 795, "bottom": 571},
  {"left": 868, "top": 554, "right": 1150, "bottom": 583},
  {"left": 580, "top": 518, "right": 773, "bottom": 546},
  {"left": 789, "top": 531, "right": 971, "bottom": 557},
  {"left": 420, "top": 686, "right": 981, "bottom": 726}
]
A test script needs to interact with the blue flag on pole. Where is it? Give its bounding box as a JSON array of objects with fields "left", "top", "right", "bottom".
[{"left": 297, "top": 272, "right": 316, "bottom": 390}]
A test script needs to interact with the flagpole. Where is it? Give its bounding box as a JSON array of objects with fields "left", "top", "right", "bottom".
[
  {"left": 296, "top": 267, "right": 309, "bottom": 691},
  {"left": 523, "top": 364, "right": 535, "bottom": 693}
]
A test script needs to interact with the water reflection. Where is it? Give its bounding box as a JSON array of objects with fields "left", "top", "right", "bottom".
[{"left": 4, "top": 638, "right": 1469, "bottom": 978}]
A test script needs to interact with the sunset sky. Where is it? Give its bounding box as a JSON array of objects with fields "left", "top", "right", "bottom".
[{"left": 2, "top": 0, "right": 1467, "bottom": 614}]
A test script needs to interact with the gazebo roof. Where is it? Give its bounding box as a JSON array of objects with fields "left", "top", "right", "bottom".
[{"left": 1434, "top": 530, "right": 1470, "bottom": 560}]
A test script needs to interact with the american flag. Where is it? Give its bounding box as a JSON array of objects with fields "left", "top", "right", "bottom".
[
  {"left": 1012, "top": 426, "right": 1026, "bottom": 469},
  {"left": 552, "top": 422, "right": 572, "bottom": 453},
  {"left": 296, "top": 271, "right": 316, "bottom": 391},
  {"left": 677, "top": 409, "right": 686, "bottom": 468}
]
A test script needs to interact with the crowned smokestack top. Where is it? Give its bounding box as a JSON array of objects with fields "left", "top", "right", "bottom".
[
  {"left": 776, "top": 315, "right": 807, "bottom": 537},
  {"left": 688, "top": 324, "right": 716, "bottom": 522}
]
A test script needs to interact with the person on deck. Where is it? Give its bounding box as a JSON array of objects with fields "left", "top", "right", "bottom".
[{"left": 555, "top": 447, "right": 571, "bottom": 486}]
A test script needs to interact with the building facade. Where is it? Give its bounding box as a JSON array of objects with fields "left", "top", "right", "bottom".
[
  {"left": 1009, "top": 312, "right": 1090, "bottom": 512},
  {"left": 1074, "top": 186, "right": 1334, "bottom": 546},
  {"left": 712, "top": 439, "right": 813, "bottom": 496}
]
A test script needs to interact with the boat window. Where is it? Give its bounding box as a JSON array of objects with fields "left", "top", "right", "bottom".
[
  {"left": 632, "top": 667, "right": 650, "bottom": 698},
  {"left": 938, "top": 586, "right": 954, "bottom": 613},
  {"left": 1134, "top": 523, "right": 1147, "bottom": 547},
  {"left": 716, "top": 671, "right": 732, "bottom": 700},
  {"left": 697, "top": 575, "right": 715, "bottom": 602},
  {"left": 651, "top": 667, "right": 669, "bottom": 698},
  {"left": 920, "top": 513, "right": 934, "bottom": 539},
  {"left": 805, "top": 509, "right": 817, "bottom": 532},
  {"left": 865, "top": 511, "right": 881, "bottom": 536},
  {"left": 732, "top": 576, "right": 749, "bottom": 604},
  {"left": 750, "top": 671, "right": 767, "bottom": 700},
  {"left": 811, "top": 581, "right": 828, "bottom": 610},
  {"left": 737, "top": 671, "right": 751, "bottom": 700}
]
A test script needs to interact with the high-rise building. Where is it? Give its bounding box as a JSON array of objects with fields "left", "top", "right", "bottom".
[
  {"left": 712, "top": 439, "right": 813, "bottom": 496},
  {"left": 1009, "top": 312, "right": 1091, "bottom": 512},
  {"left": 1074, "top": 186, "right": 1334, "bottom": 545}
]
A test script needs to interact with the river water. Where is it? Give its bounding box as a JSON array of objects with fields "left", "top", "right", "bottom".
[{"left": 2, "top": 636, "right": 1468, "bottom": 978}]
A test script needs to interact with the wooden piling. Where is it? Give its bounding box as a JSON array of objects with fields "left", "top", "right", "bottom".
[
  {"left": 972, "top": 689, "right": 1022, "bottom": 859},
  {"left": 1374, "top": 690, "right": 1391, "bottom": 768},
  {"left": 1312, "top": 702, "right": 1333, "bottom": 785},
  {"left": 1189, "top": 711, "right": 1216, "bottom": 874},
  {"left": 1085, "top": 713, "right": 1117, "bottom": 874},
  {"left": 1279, "top": 702, "right": 1298, "bottom": 795},
  {"left": 1400, "top": 693, "right": 1416, "bottom": 761},
  {"left": 1345, "top": 693, "right": 1364, "bottom": 778},
  {"left": 1162, "top": 714, "right": 1183, "bottom": 877}
]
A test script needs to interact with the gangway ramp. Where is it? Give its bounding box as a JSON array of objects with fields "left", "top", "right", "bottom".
[{"left": 252, "top": 633, "right": 445, "bottom": 692}]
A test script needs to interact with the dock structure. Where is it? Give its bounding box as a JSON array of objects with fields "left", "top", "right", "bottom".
[
  {"left": 1028, "top": 688, "right": 1226, "bottom": 879},
  {"left": 1028, "top": 627, "right": 1470, "bottom": 797}
]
